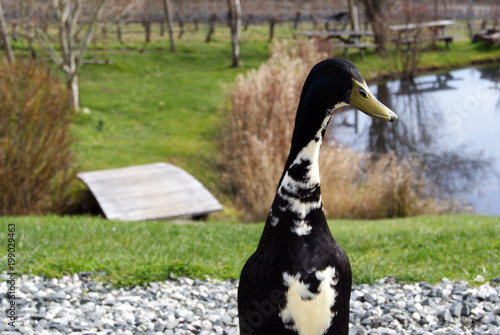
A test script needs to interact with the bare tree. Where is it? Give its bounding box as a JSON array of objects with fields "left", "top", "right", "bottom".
[
  {"left": 176, "top": 0, "right": 185, "bottom": 38},
  {"left": 227, "top": 0, "right": 241, "bottom": 68},
  {"left": 206, "top": 13, "right": 217, "bottom": 43},
  {"left": 34, "top": 0, "right": 108, "bottom": 110},
  {"left": 141, "top": 0, "right": 154, "bottom": 45},
  {"left": 359, "top": 0, "right": 394, "bottom": 52},
  {"left": 269, "top": 16, "right": 278, "bottom": 42},
  {"left": 347, "top": 0, "right": 357, "bottom": 30},
  {"left": 0, "top": 0, "right": 14, "bottom": 65},
  {"left": 16, "top": 0, "right": 50, "bottom": 60},
  {"left": 102, "top": 0, "right": 141, "bottom": 44},
  {"left": 162, "top": 0, "right": 176, "bottom": 52}
]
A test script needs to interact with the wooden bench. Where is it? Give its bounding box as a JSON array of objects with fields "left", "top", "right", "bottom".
[
  {"left": 390, "top": 20, "right": 456, "bottom": 49},
  {"left": 332, "top": 42, "right": 377, "bottom": 59},
  {"left": 393, "top": 35, "right": 459, "bottom": 49},
  {"left": 298, "top": 30, "right": 376, "bottom": 59},
  {"left": 394, "top": 34, "right": 458, "bottom": 49},
  {"left": 473, "top": 27, "right": 500, "bottom": 47},
  {"left": 435, "top": 35, "right": 456, "bottom": 49}
]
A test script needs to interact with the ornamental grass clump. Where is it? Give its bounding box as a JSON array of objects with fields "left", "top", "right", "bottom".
[
  {"left": 0, "top": 62, "right": 75, "bottom": 214},
  {"left": 220, "top": 41, "right": 326, "bottom": 221},
  {"left": 319, "top": 149, "right": 454, "bottom": 219},
  {"left": 220, "top": 41, "right": 453, "bottom": 222}
]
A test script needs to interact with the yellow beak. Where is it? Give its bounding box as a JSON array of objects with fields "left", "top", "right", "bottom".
[{"left": 349, "top": 79, "right": 398, "bottom": 122}]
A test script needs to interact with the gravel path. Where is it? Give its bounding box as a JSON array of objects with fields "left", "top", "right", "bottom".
[{"left": 1, "top": 273, "right": 499, "bottom": 335}]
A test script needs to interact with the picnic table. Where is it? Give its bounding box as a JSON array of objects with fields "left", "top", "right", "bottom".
[
  {"left": 473, "top": 26, "right": 500, "bottom": 47},
  {"left": 389, "top": 20, "right": 456, "bottom": 48},
  {"left": 298, "top": 30, "right": 376, "bottom": 59}
]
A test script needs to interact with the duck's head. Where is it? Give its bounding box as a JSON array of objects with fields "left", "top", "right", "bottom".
[{"left": 300, "top": 58, "right": 397, "bottom": 122}]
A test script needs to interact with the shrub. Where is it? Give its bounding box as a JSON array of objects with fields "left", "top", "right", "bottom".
[
  {"left": 220, "top": 41, "right": 454, "bottom": 222},
  {"left": 391, "top": 4, "right": 432, "bottom": 80},
  {"left": 0, "top": 62, "right": 75, "bottom": 214}
]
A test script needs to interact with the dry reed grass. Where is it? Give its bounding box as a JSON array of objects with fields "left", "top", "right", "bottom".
[
  {"left": 320, "top": 148, "right": 455, "bottom": 219},
  {"left": 220, "top": 40, "right": 326, "bottom": 220},
  {"left": 0, "top": 62, "right": 75, "bottom": 215},
  {"left": 220, "top": 40, "right": 453, "bottom": 222}
]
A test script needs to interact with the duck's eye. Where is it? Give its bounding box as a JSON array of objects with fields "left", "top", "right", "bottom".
[
  {"left": 359, "top": 88, "right": 368, "bottom": 98},
  {"left": 326, "top": 67, "right": 336, "bottom": 75}
]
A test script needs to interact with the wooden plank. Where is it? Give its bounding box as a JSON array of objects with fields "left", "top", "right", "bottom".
[
  {"left": 77, "top": 162, "right": 223, "bottom": 221},
  {"left": 392, "top": 34, "right": 458, "bottom": 48},
  {"left": 389, "top": 20, "right": 455, "bottom": 32},
  {"left": 298, "top": 30, "right": 374, "bottom": 38},
  {"left": 332, "top": 43, "right": 377, "bottom": 48}
]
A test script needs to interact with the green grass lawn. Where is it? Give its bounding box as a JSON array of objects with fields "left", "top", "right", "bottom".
[
  {"left": 1, "top": 215, "right": 498, "bottom": 286},
  {"left": 73, "top": 28, "right": 271, "bottom": 200}
]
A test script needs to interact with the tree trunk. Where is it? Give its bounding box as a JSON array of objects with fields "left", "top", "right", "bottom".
[
  {"left": 293, "top": 11, "right": 301, "bottom": 30},
  {"left": 244, "top": 14, "right": 253, "bottom": 31},
  {"left": 348, "top": 0, "right": 362, "bottom": 56},
  {"left": 117, "top": 21, "right": 123, "bottom": 44},
  {"left": 143, "top": 21, "right": 151, "bottom": 43},
  {"left": 347, "top": 0, "right": 357, "bottom": 30},
  {"left": 67, "top": 73, "right": 80, "bottom": 111},
  {"left": 176, "top": 13, "right": 185, "bottom": 38},
  {"left": 206, "top": 14, "right": 216, "bottom": 43},
  {"left": 162, "top": 0, "right": 176, "bottom": 52},
  {"left": 360, "top": 0, "right": 388, "bottom": 52},
  {"left": 11, "top": 21, "right": 16, "bottom": 41},
  {"left": 176, "top": 0, "right": 185, "bottom": 39},
  {"left": 0, "top": 0, "right": 14, "bottom": 65},
  {"left": 269, "top": 17, "right": 277, "bottom": 42},
  {"left": 371, "top": 18, "right": 387, "bottom": 52},
  {"left": 311, "top": 14, "right": 318, "bottom": 30},
  {"left": 25, "top": 26, "right": 37, "bottom": 59},
  {"left": 160, "top": 20, "right": 165, "bottom": 36},
  {"left": 227, "top": 0, "right": 241, "bottom": 68}
]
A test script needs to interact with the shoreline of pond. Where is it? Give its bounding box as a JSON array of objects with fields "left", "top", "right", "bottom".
[{"left": 366, "top": 55, "right": 500, "bottom": 83}]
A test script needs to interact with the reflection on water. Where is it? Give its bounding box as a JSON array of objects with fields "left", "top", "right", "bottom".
[{"left": 331, "top": 64, "right": 500, "bottom": 215}]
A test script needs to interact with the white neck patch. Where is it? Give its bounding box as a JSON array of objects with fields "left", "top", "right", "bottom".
[
  {"left": 272, "top": 114, "right": 332, "bottom": 235},
  {"left": 281, "top": 110, "right": 334, "bottom": 190},
  {"left": 280, "top": 266, "right": 338, "bottom": 335}
]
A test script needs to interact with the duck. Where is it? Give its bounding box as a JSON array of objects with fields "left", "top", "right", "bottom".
[{"left": 238, "top": 58, "right": 397, "bottom": 335}]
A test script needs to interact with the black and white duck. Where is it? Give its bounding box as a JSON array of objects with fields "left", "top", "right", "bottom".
[{"left": 238, "top": 58, "right": 397, "bottom": 335}]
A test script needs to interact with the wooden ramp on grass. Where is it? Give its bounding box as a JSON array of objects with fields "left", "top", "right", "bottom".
[{"left": 77, "top": 162, "right": 223, "bottom": 221}]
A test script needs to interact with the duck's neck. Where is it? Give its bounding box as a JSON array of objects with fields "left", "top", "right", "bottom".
[{"left": 267, "top": 110, "right": 335, "bottom": 236}]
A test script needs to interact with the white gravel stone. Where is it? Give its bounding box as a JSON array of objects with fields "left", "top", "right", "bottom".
[
  {"left": 202, "top": 319, "right": 213, "bottom": 329},
  {"left": 411, "top": 311, "right": 421, "bottom": 321},
  {"left": 1, "top": 273, "right": 499, "bottom": 334}
]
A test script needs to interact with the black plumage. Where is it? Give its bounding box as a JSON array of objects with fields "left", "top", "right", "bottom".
[{"left": 238, "top": 58, "right": 397, "bottom": 335}]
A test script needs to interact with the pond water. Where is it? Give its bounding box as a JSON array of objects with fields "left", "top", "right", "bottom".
[{"left": 330, "top": 63, "right": 500, "bottom": 216}]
